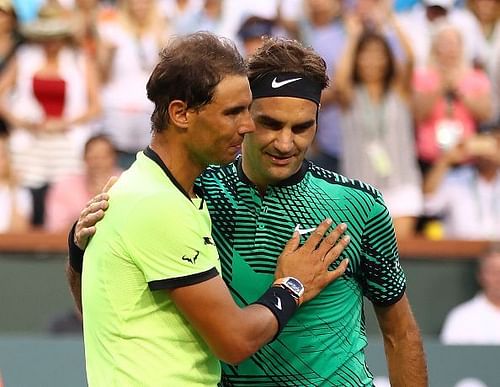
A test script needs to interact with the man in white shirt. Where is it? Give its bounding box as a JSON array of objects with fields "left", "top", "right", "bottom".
[{"left": 441, "top": 250, "right": 500, "bottom": 344}]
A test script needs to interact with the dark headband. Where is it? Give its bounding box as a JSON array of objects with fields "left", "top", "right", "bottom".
[{"left": 249, "top": 72, "right": 322, "bottom": 105}]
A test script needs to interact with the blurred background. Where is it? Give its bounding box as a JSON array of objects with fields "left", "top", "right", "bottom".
[{"left": 0, "top": 0, "right": 499, "bottom": 386}]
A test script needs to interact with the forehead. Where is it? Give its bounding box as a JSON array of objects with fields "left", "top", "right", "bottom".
[
  {"left": 251, "top": 97, "right": 317, "bottom": 122},
  {"left": 209, "top": 74, "right": 252, "bottom": 109}
]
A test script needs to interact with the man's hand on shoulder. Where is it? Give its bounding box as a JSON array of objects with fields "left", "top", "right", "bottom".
[{"left": 75, "top": 176, "right": 117, "bottom": 249}]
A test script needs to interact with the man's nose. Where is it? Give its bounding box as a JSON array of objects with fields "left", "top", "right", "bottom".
[
  {"left": 238, "top": 110, "right": 256, "bottom": 135},
  {"left": 274, "top": 129, "right": 294, "bottom": 153}
]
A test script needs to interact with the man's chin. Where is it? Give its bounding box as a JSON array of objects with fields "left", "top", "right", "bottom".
[{"left": 266, "top": 164, "right": 298, "bottom": 182}]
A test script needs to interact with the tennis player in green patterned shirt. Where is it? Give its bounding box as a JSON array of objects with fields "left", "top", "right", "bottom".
[{"left": 69, "top": 37, "right": 427, "bottom": 386}]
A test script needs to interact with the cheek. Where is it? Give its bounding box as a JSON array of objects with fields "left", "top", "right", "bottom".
[{"left": 296, "top": 132, "right": 316, "bottom": 152}]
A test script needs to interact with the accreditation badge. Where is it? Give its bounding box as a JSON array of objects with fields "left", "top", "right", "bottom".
[{"left": 366, "top": 140, "right": 392, "bottom": 177}]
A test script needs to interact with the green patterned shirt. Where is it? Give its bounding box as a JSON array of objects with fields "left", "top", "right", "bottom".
[{"left": 198, "top": 156, "right": 406, "bottom": 387}]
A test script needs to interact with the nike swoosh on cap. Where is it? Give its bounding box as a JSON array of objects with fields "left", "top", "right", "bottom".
[{"left": 271, "top": 77, "right": 302, "bottom": 89}]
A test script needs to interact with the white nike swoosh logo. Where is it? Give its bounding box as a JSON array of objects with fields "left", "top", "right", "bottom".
[
  {"left": 271, "top": 77, "right": 302, "bottom": 89},
  {"left": 275, "top": 296, "right": 282, "bottom": 310},
  {"left": 294, "top": 224, "right": 316, "bottom": 235}
]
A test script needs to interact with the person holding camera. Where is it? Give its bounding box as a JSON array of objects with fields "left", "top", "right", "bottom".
[{"left": 423, "top": 129, "right": 500, "bottom": 240}]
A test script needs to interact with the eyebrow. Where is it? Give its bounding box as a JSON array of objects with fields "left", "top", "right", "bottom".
[
  {"left": 222, "top": 102, "right": 252, "bottom": 115},
  {"left": 255, "top": 114, "right": 315, "bottom": 130}
]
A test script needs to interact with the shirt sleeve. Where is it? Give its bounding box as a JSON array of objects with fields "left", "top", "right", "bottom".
[
  {"left": 121, "top": 193, "right": 219, "bottom": 291},
  {"left": 360, "top": 194, "right": 406, "bottom": 306}
]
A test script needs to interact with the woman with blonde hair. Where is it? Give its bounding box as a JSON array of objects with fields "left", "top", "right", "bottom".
[{"left": 412, "top": 21, "right": 493, "bottom": 171}]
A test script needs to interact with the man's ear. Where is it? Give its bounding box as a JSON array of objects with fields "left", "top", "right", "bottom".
[{"left": 168, "top": 100, "right": 190, "bottom": 129}]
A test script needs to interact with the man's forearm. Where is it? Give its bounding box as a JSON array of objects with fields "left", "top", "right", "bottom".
[
  {"left": 384, "top": 326, "right": 428, "bottom": 386},
  {"left": 66, "top": 262, "right": 83, "bottom": 315}
]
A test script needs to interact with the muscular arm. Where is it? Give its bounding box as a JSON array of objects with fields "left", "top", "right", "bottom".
[
  {"left": 170, "top": 275, "right": 279, "bottom": 365},
  {"left": 374, "top": 293, "right": 428, "bottom": 387}
]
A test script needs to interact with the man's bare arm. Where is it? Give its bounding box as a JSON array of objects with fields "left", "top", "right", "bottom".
[
  {"left": 66, "top": 177, "right": 117, "bottom": 312},
  {"left": 66, "top": 263, "right": 82, "bottom": 315},
  {"left": 171, "top": 222, "right": 349, "bottom": 365},
  {"left": 374, "top": 293, "right": 428, "bottom": 387}
]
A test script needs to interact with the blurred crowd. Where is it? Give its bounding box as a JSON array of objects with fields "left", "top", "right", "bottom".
[{"left": 0, "top": 0, "right": 498, "bottom": 241}]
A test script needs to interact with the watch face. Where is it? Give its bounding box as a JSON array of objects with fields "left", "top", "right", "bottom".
[{"left": 285, "top": 278, "right": 304, "bottom": 296}]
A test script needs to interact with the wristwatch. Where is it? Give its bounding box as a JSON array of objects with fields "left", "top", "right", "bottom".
[{"left": 273, "top": 277, "right": 304, "bottom": 306}]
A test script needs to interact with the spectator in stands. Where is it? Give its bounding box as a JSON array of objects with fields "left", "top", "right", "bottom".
[
  {"left": 297, "top": 0, "right": 410, "bottom": 174},
  {"left": 160, "top": 0, "right": 202, "bottom": 35},
  {"left": 423, "top": 130, "right": 500, "bottom": 240},
  {"left": 96, "top": 0, "right": 169, "bottom": 169},
  {"left": 397, "top": 0, "right": 488, "bottom": 67},
  {"left": 173, "top": 0, "right": 229, "bottom": 38},
  {"left": 295, "top": 0, "right": 345, "bottom": 173},
  {"left": 0, "top": 0, "right": 21, "bottom": 135},
  {"left": 45, "top": 134, "right": 120, "bottom": 232},
  {"left": 0, "top": 0, "right": 21, "bottom": 74},
  {"left": 0, "top": 133, "right": 31, "bottom": 232},
  {"left": 0, "top": 1, "right": 101, "bottom": 226},
  {"left": 0, "top": 0, "right": 22, "bottom": 136},
  {"left": 237, "top": 15, "right": 275, "bottom": 57},
  {"left": 412, "top": 22, "right": 493, "bottom": 172},
  {"left": 335, "top": 14, "right": 422, "bottom": 239},
  {"left": 441, "top": 249, "right": 500, "bottom": 344},
  {"left": 71, "top": 0, "right": 117, "bottom": 76},
  {"left": 467, "top": 0, "right": 500, "bottom": 125},
  {"left": 467, "top": 0, "right": 499, "bottom": 58}
]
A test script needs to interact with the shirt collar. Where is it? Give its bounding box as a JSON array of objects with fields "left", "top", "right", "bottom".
[
  {"left": 235, "top": 155, "right": 309, "bottom": 188},
  {"left": 143, "top": 146, "right": 205, "bottom": 207}
]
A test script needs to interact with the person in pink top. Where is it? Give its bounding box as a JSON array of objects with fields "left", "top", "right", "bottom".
[
  {"left": 45, "top": 134, "right": 121, "bottom": 232},
  {"left": 412, "top": 21, "right": 493, "bottom": 172}
]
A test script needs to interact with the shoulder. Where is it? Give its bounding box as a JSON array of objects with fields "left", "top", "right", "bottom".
[
  {"left": 307, "top": 161, "right": 382, "bottom": 201},
  {"left": 199, "top": 161, "right": 238, "bottom": 188},
  {"left": 445, "top": 294, "right": 486, "bottom": 321}
]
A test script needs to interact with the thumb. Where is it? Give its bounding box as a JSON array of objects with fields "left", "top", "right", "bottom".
[
  {"left": 101, "top": 176, "right": 118, "bottom": 193},
  {"left": 281, "top": 231, "right": 300, "bottom": 256},
  {"left": 325, "top": 258, "right": 349, "bottom": 284}
]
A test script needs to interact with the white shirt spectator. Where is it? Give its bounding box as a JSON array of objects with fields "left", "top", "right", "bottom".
[
  {"left": 424, "top": 167, "right": 500, "bottom": 240},
  {"left": 441, "top": 293, "right": 500, "bottom": 344},
  {"left": 0, "top": 185, "right": 32, "bottom": 233}
]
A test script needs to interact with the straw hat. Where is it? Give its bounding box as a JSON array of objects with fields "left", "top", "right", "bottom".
[
  {"left": 0, "top": 0, "right": 12, "bottom": 11},
  {"left": 20, "top": 2, "right": 74, "bottom": 40}
]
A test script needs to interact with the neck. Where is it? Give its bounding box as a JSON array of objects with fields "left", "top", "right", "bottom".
[
  {"left": 241, "top": 156, "right": 269, "bottom": 195},
  {"left": 481, "top": 22, "right": 495, "bottom": 39},
  {"left": 364, "top": 82, "right": 384, "bottom": 102},
  {"left": 485, "top": 293, "right": 500, "bottom": 309},
  {"left": 150, "top": 132, "right": 204, "bottom": 197}
]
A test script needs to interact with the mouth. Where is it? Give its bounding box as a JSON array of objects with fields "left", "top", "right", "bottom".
[
  {"left": 229, "top": 144, "right": 242, "bottom": 153},
  {"left": 266, "top": 153, "right": 295, "bottom": 165}
]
